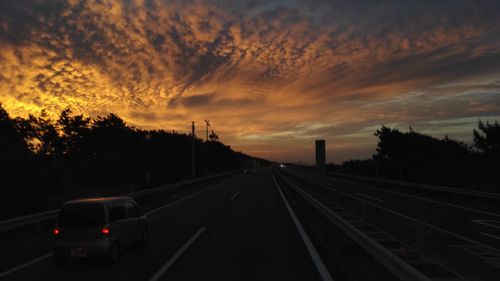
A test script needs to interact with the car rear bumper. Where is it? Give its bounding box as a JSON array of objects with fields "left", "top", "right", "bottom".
[{"left": 53, "top": 238, "right": 113, "bottom": 258}]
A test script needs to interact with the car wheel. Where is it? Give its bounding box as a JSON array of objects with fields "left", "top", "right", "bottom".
[
  {"left": 108, "top": 243, "right": 120, "bottom": 263},
  {"left": 140, "top": 228, "right": 149, "bottom": 246}
]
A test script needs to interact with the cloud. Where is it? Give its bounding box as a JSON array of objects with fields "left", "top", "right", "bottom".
[
  {"left": 178, "top": 92, "right": 215, "bottom": 107},
  {"left": 0, "top": 0, "right": 500, "bottom": 162}
]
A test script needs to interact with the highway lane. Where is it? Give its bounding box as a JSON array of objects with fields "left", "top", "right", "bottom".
[
  {"left": 1, "top": 174, "right": 246, "bottom": 281},
  {"left": 159, "top": 168, "right": 322, "bottom": 281},
  {"left": 2, "top": 169, "right": 325, "bottom": 281},
  {"left": 0, "top": 174, "right": 237, "bottom": 274}
]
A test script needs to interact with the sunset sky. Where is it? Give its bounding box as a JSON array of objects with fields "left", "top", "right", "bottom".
[{"left": 1, "top": 0, "right": 499, "bottom": 163}]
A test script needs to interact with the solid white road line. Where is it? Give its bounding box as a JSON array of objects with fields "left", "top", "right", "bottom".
[
  {"left": 230, "top": 191, "right": 240, "bottom": 201},
  {"left": 272, "top": 172, "right": 334, "bottom": 281},
  {"left": 357, "top": 193, "right": 385, "bottom": 203},
  {"left": 148, "top": 227, "right": 206, "bottom": 281},
  {"left": 0, "top": 253, "right": 52, "bottom": 278},
  {"left": 472, "top": 220, "right": 500, "bottom": 229},
  {"left": 480, "top": 232, "right": 500, "bottom": 241}
]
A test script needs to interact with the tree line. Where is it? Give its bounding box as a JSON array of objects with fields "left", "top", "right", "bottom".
[
  {"left": 0, "top": 104, "right": 251, "bottom": 218},
  {"left": 337, "top": 122, "right": 500, "bottom": 192}
]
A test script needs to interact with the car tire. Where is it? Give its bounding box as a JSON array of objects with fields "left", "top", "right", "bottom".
[
  {"left": 140, "top": 228, "right": 149, "bottom": 246},
  {"left": 108, "top": 243, "right": 120, "bottom": 263}
]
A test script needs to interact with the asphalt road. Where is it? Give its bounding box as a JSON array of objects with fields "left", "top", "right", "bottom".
[
  {"left": 280, "top": 167, "right": 500, "bottom": 281},
  {"left": 1, "top": 169, "right": 322, "bottom": 281}
]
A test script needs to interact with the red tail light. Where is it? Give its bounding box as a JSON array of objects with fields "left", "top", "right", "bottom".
[
  {"left": 101, "top": 227, "right": 110, "bottom": 235},
  {"left": 53, "top": 228, "right": 60, "bottom": 235}
]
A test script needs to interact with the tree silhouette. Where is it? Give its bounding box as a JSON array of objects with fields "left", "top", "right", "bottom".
[
  {"left": 0, "top": 106, "right": 252, "bottom": 218},
  {"left": 473, "top": 120, "right": 500, "bottom": 186},
  {"left": 0, "top": 104, "right": 29, "bottom": 156},
  {"left": 57, "top": 108, "right": 91, "bottom": 157},
  {"left": 0, "top": 104, "right": 34, "bottom": 216},
  {"left": 28, "top": 110, "right": 61, "bottom": 156},
  {"left": 340, "top": 125, "right": 484, "bottom": 189},
  {"left": 474, "top": 120, "right": 500, "bottom": 155}
]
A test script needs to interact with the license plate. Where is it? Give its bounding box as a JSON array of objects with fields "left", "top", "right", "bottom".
[{"left": 70, "top": 247, "right": 87, "bottom": 257}]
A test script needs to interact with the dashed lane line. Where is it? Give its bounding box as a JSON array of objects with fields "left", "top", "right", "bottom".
[
  {"left": 230, "top": 191, "right": 240, "bottom": 201},
  {"left": 148, "top": 227, "right": 206, "bottom": 281},
  {"left": 0, "top": 253, "right": 52, "bottom": 279}
]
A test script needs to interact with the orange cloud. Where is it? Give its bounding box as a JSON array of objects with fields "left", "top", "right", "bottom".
[{"left": 0, "top": 0, "right": 499, "bottom": 162}]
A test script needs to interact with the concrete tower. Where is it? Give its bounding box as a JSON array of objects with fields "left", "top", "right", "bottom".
[{"left": 315, "top": 139, "right": 326, "bottom": 170}]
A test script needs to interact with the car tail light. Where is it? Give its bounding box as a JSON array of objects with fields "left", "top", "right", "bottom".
[
  {"left": 101, "top": 227, "right": 110, "bottom": 235},
  {"left": 53, "top": 228, "right": 60, "bottom": 235}
]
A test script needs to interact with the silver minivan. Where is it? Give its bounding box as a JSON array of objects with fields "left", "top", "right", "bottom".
[{"left": 52, "top": 197, "right": 149, "bottom": 263}]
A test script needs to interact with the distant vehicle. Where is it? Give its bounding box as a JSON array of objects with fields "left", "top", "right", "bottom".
[
  {"left": 52, "top": 196, "right": 148, "bottom": 263},
  {"left": 243, "top": 168, "right": 256, "bottom": 174},
  {"left": 244, "top": 159, "right": 260, "bottom": 174}
]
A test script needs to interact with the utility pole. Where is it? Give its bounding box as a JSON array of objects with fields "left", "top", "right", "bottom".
[
  {"left": 204, "top": 120, "right": 210, "bottom": 141},
  {"left": 204, "top": 120, "right": 211, "bottom": 173},
  {"left": 191, "top": 121, "right": 196, "bottom": 177}
]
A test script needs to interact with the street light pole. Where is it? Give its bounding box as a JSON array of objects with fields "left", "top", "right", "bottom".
[
  {"left": 191, "top": 121, "right": 196, "bottom": 177},
  {"left": 205, "top": 120, "right": 210, "bottom": 142}
]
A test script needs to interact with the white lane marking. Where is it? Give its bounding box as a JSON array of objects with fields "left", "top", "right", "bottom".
[
  {"left": 272, "top": 173, "right": 335, "bottom": 281},
  {"left": 0, "top": 253, "right": 52, "bottom": 278},
  {"left": 0, "top": 177, "right": 240, "bottom": 278},
  {"left": 357, "top": 193, "right": 385, "bottom": 203},
  {"left": 145, "top": 183, "right": 219, "bottom": 216},
  {"left": 148, "top": 227, "right": 206, "bottom": 281},
  {"left": 230, "top": 191, "right": 240, "bottom": 201},
  {"left": 472, "top": 220, "right": 500, "bottom": 229},
  {"left": 481, "top": 232, "right": 500, "bottom": 241}
]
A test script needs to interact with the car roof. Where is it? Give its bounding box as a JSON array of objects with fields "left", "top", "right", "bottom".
[{"left": 63, "top": 196, "right": 132, "bottom": 206}]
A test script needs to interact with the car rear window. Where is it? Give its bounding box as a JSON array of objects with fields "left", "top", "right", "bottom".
[{"left": 59, "top": 203, "right": 105, "bottom": 228}]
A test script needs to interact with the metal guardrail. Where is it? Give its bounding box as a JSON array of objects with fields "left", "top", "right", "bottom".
[
  {"left": 0, "top": 172, "right": 236, "bottom": 232},
  {"left": 296, "top": 167, "right": 500, "bottom": 200},
  {"left": 288, "top": 168, "right": 500, "bottom": 251},
  {"left": 274, "top": 169, "right": 435, "bottom": 281}
]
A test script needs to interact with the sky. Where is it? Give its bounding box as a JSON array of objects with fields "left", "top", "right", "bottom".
[{"left": 0, "top": 0, "right": 499, "bottom": 163}]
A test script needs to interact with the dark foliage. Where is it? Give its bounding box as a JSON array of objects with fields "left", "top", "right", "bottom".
[
  {"left": 340, "top": 159, "right": 377, "bottom": 177},
  {"left": 474, "top": 121, "right": 500, "bottom": 155},
  {"left": 336, "top": 123, "right": 500, "bottom": 192},
  {"left": 0, "top": 104, "right": 251, "bottom": 218}
]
